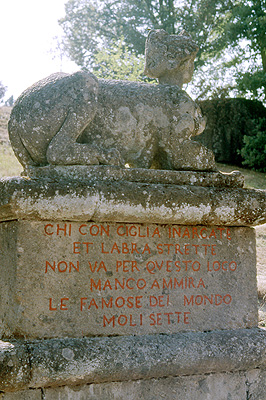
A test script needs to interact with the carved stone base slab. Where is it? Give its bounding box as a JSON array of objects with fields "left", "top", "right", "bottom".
[
  {"left": 0, "top": 220, "right": 257, "bottom": 339},
  {"left": 1, "top": 176, "right": 266, "bottom": 225},
  {"left": 23, "top": 165, "right": 245, "bottom": 187},
  {"left": 1, "top": 329, "right": 266, "bottom": 393}
]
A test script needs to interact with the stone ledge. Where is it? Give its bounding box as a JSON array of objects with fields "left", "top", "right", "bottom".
[
  {"left": 1, "top": 328, "right": 266, "bottom": 392},
  {"left": 9, "top": 370, "right": 266, "bottom": 400},
  {"left": 0, "top": 176, "right": 265, "bottom": 225},
  {"left": 23, "top": 165, "right": 245, "bottom": 188}
]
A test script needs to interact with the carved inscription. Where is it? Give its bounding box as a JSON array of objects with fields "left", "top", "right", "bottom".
[{"left": 37, "top": 222, "right": 249, "bottom": 336}]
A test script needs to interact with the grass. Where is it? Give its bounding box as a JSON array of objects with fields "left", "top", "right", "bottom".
[
  {"left": 216, "top": 162, "right": 266, "bottom": 190},
  {"left": 0, "top": 144, "right": 22, "bottom": 178},
  {"left": 0, "top": 106, "right": 23, "bottom": 178}
]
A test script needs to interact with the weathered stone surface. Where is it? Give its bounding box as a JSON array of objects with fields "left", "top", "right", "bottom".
[
  {"left": 8, "top": 30, "right": 216, "bottom": 172},
  {"left": 2, "top": 371, "right": 266, "bottom": 400},
  {"left": 144, "top": 29, "right": 198, "bottom": 87},
  {"left": 0, "top": 341, "right": 30, "bottom": 392},
  {"left": 246, "top": 369, "right": 266, "bottom": 399},
  {"left": 27, "top": 329, "right": 266, "bottom": 389},
  {"left": 41, "top": 371, "right": 266, "bottom": 400},
  {"left": 23, "top": 165, "right": 245, "bottom": 188},
  {"left": 1, "top": 328, "right": 266, "bottom": 392},
  {"left": 0, "top": 390, "right": 42, "bottom": 400},
  {"left": 0, "top": 220, "right": 258, "bottom": 338},
  {"left": 2, "top": 372, "right": 266, "bottom": 400},
  {"left": 1, "top": 176, "right": 266, "bottom": 225}
]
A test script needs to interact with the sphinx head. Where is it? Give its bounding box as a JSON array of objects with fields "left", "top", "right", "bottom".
[{"left": 144, "top": 29, "right": 198, "bottom": 87}]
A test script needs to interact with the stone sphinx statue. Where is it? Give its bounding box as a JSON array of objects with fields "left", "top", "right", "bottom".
[{"left": 8, "top": 29, "right": 216, "bottom": 171}]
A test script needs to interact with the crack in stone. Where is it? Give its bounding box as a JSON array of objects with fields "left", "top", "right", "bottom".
[{"left": 41, "top": 387, "right": 45, "bottom": 400}]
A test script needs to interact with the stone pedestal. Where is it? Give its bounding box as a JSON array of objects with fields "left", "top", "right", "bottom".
[{"left": 0, "top": 166, "right": 266, "bottom": 399}]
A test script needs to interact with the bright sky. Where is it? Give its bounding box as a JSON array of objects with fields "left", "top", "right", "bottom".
[{"left": 0, "top": 0, "right": 78, "bottom": 101}]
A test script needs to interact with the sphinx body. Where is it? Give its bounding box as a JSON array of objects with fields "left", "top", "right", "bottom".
[{"left": 8, "top": 30, "right": 216, "bottom": 171}]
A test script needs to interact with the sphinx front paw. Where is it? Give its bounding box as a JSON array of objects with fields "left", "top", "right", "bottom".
[{"left": 99, "top": 148, "right": 125, "bottom": 167}]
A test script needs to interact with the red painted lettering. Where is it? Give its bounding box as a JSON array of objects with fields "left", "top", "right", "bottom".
[
  {"left": 184, "top": 312, "right": 190, "bottom": 324},
  {"left": 149, "top": 295, "right": 170, "bottom": 307},
  {"left": 57, "top": 224, "right": 71, "bottom": 236},
  {"left": 103, "top": 315, "right": 115, "bottom": 327},
  {"left": 102, "top": 297, "right": 113, "bottom": 308},
  {"left": 116, "top": 260, "right": 139, "bottom": 272},
  {"left": 79, "top": 224, "right": 87, "bottom": 235},
  {"left": 60, "top": 298, "right": 69, "bottom": 310},
  {"left": 45, "top": 260, "right": 79, "bottom": 273},
  {"left": 73, "top": 242, "right": 93, "bottom": 254},
  {"left": 80, "top": 297, "right": 87, "bottom": 311},
  {"left": 118, "top": 315, "right": 127, "bottom": 326},
  {"left": 44, "top": 224, "right": 54, "bottom": 235},
  {"left": 207, "top": 261, "right": 237, "bottom": 272},
  {"left": 182, "top": 227, "right": 190, "bottom": 238},
  {"left": 88, "top": 298, "right": 98, "bottom": 309},
  {"left": 184, "top": 294, "right": 232, "bottom": 306},
  {"left": 192, "top": 227, "right": 199, "bottom": 238},
  {"left": 49, "top": 298, "right": 57, "bottom": 311},
  {"left": 88, "top": 261, "right": 107, "bottom": 273}
]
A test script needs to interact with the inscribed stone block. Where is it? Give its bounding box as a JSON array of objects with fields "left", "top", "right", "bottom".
[{"left": 0, "top": 221, "right": 258, "bottom": 338}]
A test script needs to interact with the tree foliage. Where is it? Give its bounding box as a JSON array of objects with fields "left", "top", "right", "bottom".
[
  {"left": 181, "top": 0, "right": 266, "bottom": 101},
  {"left": 59, "top": 0, "right": 266, "bottom": 101},
  {"left": 0, "top": 82, "right": 7, "bottom": 104},
  {"left": 92, "top": 38, "right": 146, "bottom": 81},
  {"left": 239, "top": 118, "right": 266, "bottom": 172},
  {"left": 5, "top": 95, "right": 14, "bottom": 107},
  {"left": 59, "top": 0, "right": 178, "bottom": 67}
]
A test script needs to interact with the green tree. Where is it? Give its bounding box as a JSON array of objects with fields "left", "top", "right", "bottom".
[
  {"left": 59, "top": 0, "right": 238, "bottom": 67},
  {"left": 0, "top": 81, "right": 7, "bottom": 104},
  {"left": 59, "top": 0, "right": 181, "bottom": 68},
  {"left": 92, "top": 38, "right": 146, "bottom": 81},
  {"left": 239, "top": 118, "right": 266, "bottom": 172},
  {"left": 5, "top": 95, "right": 14, "bottom": 107},
  {"left": 229, "top": 0, "right": 266, "bottom": 101},
  {"left": 59, "top": 0, "right": 266, "bottom": 101},
  {"left": 182, "top": 0, "right": 266, "bottom": 101}
]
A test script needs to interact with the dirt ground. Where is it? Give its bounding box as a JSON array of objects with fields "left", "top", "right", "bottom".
[{"left": 0, "top": 106, "right": 11, "bottom": 144}]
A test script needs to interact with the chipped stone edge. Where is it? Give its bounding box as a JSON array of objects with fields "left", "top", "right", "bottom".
[
  {"left": 1, "top": 328, "right": 266, "bottom": 392},
  {"left": 0, "top": 177, "right": 266, "bottom": 226},
  {"left": 22, "top": 165, "right": 245, "bottom": 188}
]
